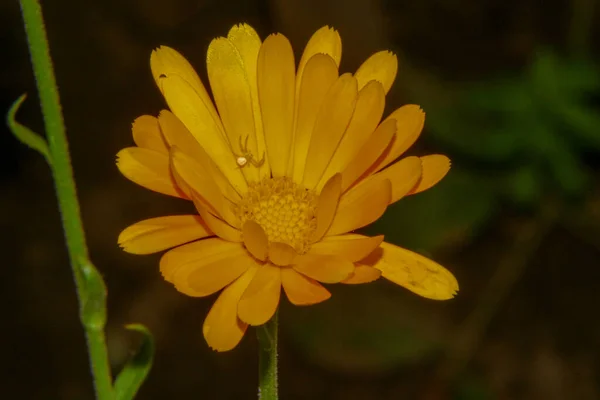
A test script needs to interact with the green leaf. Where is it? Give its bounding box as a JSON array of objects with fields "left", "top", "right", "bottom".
[
  {"left": 6, "top": 94, "right": 52, "bottom": 165},
  {"left": 79, "top": 257, "right": 108, "bottom": 330},
  {"left": 114, "top": 324, "right": 154, "bottom": 400}
]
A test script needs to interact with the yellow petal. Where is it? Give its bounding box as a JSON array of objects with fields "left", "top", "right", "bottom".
[
  {"left": 242, "top": 220, "right": 268, "bottom": 261},
  {"left": 317, "top": 80, "right": 385, "bottom": 190},
  {"left": 291, "top": 54, "right": 339, "bottom": 183},
  {"left": 159, "top": 73, "right": 248, "bottom": 194},
  {"left": 158, "top": 110, "right": 241, "bottom": 203},
  {"left": 341, "top": 265, "right": 382, "bottom": 284},
  {"left": 258, "top": 34, "right": 295, "bottom": 178},
  {"left": 238, "top": 264, "right": 281, "bottom": 325},
  {"left": 227, "top": 24, "right": 270, "bottom": 180},
  {"left": 297, "top": 26, "right": 342, "bottom": 79},
  {"left": 159, "top": 238, "right": 245, "bottom": 284},
  {"left": 368, "top": 156, "right": 422, "bottom": 204},
  {"left": 269, "top": 242, "right": 297, "bottom": 266},
  {"left": 327, "top": 178, "right": 391, "bottom": 236},
  {"left": 207, "top": 37, "right": 260, "bottom": 183},
  {"left": 309, "top": 234, "right": 384, "bottom": 262},
  {"left": 132, "top": 115, "right": 168, "bottom": 153},
  {"left": 408, "top": 155, "right": 451, "bottom": 195},
  {"left": 203, "top": 266, "right": 257, "bottom": 351},
  {"left": 354, "top": 50, "right": 398, "bottom": 94},
  {"left": 340, "top": 118, "right": 396, "bottom": 192},
  {"left": 293, "top": 253, "right": 353, "bottom": 283},
  {"left": 116, "top": 147, "right": 186, "bottom": 198},
  {"left": 302, "top": 74, "right": 358, "bottom": 189},
  {"left": 281, "top": 267, "right": 331, "bottom": 305},
  {"left": 312, "top": 174, "right": 342, "bottom": 242},
  {"left": 372, "top": 105, "right": 425, "bottom": 173},
  {"left": 194, "top": 202, "right": 242, "bottom": 243},
  {"left": 364, "top": 242, "right": 458, "bottom": 300},
  {"left": 118, "top": 215, "right": 212, "bottom": 255}
]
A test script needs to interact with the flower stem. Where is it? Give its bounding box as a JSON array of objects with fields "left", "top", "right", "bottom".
[
  {"left": 17, "top": 0, "right": 113, "bottom": 398},
  {"left": 257, "top": 311, "right": 279, "bottom": 400}
]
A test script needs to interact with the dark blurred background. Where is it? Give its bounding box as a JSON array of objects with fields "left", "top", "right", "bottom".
[{"left": 2, "top": 0, "right": 600, "bottom": 398}]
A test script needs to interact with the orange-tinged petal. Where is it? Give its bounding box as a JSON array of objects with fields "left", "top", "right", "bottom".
[
  {"left": 365, "top": 242, "right": 459, "bottom": 300},
  {"left": 407, "top": 155, "right": 451, "bottom": 195},
  {"left": 132, "top": 115, "right": 168, "bottom": 153},
  {"left": 355, "top": 50, "right": 398, "bottom": 94},
  {"left": 242, "top": 220, "right": 268, "bottom": 261},
  {"left": 238, "top": 265, "right": 281, "bottom": 325},
  {"left": 203, "top": 266, "right": 257, "bottom": 351},
  {"left": 340, "top": 118, "right": 396, "bottom": 192},
  {"left": 269, "top": 242, "right": 297, "bottom": 266},
  {"left": 309, "top": 234, "right": 384, "bottom": 262},
  {"left": 302, "top": 74, "right": 358, "bottom": 189},
  {"left": 327, "top": 178, "right": 391, "bottom": 236},
  {"left": 297, "top": 26, "right": 342, "bottom": 78},
  {"left": 258, "top": 34, "right": 295, "bottom": 178},
  {"left": 116, "top": 147, "right": 186, "bottom": 198},
  {"left": 363, "top": 156, "right": 422, "bottom": 204},
  {"left": 312, "top": 174, "right": 342, "bottom": 242},
  {"left": 318, "top": 80, "right": 385, "bottom": 190},
  {"left": 342, "top": 265, "right": 382, "bottom": 284},
  {"left": 281, "top": 268, "right": 331, "bottom": 305},
  {"left": 293, "top": 253, "right": 353, "bottom": 283},
  {"left": 291, "top": 54, "right": 339, "bottom": 183},
  {"left": 194, "top": 202, "right": 242, "bottom": 243},
  {"left": 118, "top": 215, "right": 212, "bottom": 255}
]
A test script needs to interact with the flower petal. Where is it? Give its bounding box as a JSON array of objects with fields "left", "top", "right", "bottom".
[
  {"left": 364, "top": 242, "right": 459, "bottom": 300},
  {"left": 302, "top": 73, "right": 358, "bottom": 189},
  {"left": 293, "top": 253, "right": 353, "bottom": 283},
  {"left": 297, "top": 26, "right": 342, "bottom": 77},
  {"left": 407, "top": 155, "right": 451, "bottom": 195},
  {"left": 327, "top": 178, "right": 391, "bottom": 236},
  {"left": 238, "top": 264, "right": 281, "bottom": 325},
  {"left": 194, "top": 202, "right": 242, "bottom": 243},
  {"left": 132, "top": 115, "right": 168, "bottom": 153},
  {"left": 309, "top": 234, "right": 384, "bottom": 262},
  {"left": 203, "top": 266, "right": 257, "bottom": 352},
  {"left": 367, "top": 156, "right": 423, "bottom": 204},
  {"left": 281, "top": 267, "right": 331, "bottom": 305},
  {"left": 242, "top": 220, "right": 268, "bottom": 261},
  {"left": 354, "top": 50, "right": 398, "bottom": 94},
  {"left": 269, "top": 242, "right": 297, "bottom": 266},
  {"left": 341, "top": 265, "right": 382, "bottom": 284},
  {"left": 312, "top": 173, "right": 342, "bottom": 242},
  {"left": 118, "top": 215, "right": 212, "bottom": 255},
  {"left": 291, "top": 54, "right": 339, "bottom": 183},
  {"left": 258, "top": 34, "right": 295, "bottom": 178},
  {"left": 116, "top": 147, "right": 186, "bottom": 198},
  {"left": 317, "top": 80, "right": 385, "bottom": 190}
]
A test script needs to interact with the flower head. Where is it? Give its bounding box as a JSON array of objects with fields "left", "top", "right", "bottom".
[{"left": 117, "top": 24, "right": 458, "bottom": 351}]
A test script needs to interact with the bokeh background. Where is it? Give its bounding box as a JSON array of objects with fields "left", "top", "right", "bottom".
[{"left": 2, "top": 0, "right": 600, "bottom": 398}]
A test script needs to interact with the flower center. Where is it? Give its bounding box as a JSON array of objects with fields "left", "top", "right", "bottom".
[{"left": 235, "top": 177, "right": 317, "bottom": 254}]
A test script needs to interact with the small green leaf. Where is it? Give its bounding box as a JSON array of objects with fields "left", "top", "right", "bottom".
[
  {"left": 79, "top": 257, "right": 108, "bottom": 330},
  {"left": 114, "top": 324, "right": 154, "bottom": 400},
  {"left": 6, "top": 94, "right": 52, "bottom": 165}
]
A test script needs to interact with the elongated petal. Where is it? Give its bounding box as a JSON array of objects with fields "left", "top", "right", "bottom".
[
  {"left": 327, "top": 178, "right": 391, "bottom": 236},
  {"left": 312, "top": 174, "right": 342, "bottom": 242},
  {"left": 194, "top": 203, "right": 242, "bottom": 243},
  {"left": 318, "top": 80, "right": 385, "bottom": 189},
  {"left": 365, "top": 242, "right": 459, "bottom": 300},
  {"left": 366, "top": 156, "right": 422, "bottom": 204},
  {"left": 309, "top": 234, "right": 384, "bottom": 262},
  {"left": 132, "top": 115, "right": 168, "bottom": 153},
  {"left": 293, "top": 253, "right": 353, "bottom": 283},
  {"left": 297, "top": 26, "right": 342, "bottom": 78},
  {"left": 303, "top": 74, "right": 358, "bottom": 188},
  {"left": 340, "top": 118, "right": 396, "bottom": 191},
  {"left": 281, "top": 268, "right": 331, "bottom": 305},
  {"left": 355, "top": 50, "right": 398, "bottom": 94},
  {"left": 291, "top": 54, "right": 339, "bottom": 183},
  {"left": 118, "top": 215, "right": 212, "bottom": 255},
  {"left": 407, "top": 155, "right": 451, "bottom": 195},
  {"left": 269, "top": 242, "right": 297, "bottom": 266},
  {"left": 258, "top": 34, "right": 295, "bottom": 177},
  {"left": 242, "top": 220, "right": 268, "bottom": 261},
  {"left": 203, "top": 266, "right": 257, "bottom": 351},
  {"left": 116, "top": 147, "right": 186, "bottom": 198},
  {"left": 238, "top": 265, "right": 281, "bottom": 325},
  {"left": 341, "top": 265, "right": 382, "bottom": 284}
]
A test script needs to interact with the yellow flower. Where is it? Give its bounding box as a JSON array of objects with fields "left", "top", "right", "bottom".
[{"left": 116, "top": 24, "right": 458, "bottom": 351}]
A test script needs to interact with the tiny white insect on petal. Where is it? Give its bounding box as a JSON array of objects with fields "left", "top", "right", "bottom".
[{"left": 237, "top": 156, "right": 247, "bottom": 167}]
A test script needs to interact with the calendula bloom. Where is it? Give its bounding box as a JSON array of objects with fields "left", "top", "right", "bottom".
[{"left": 117, "top": 23, "right": 458, "bottom": 351}]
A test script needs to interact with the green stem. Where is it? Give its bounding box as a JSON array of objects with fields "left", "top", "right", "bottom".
[
  {"left": 18, "top": 0, "right": 113, "bottom": 398},
  {"left": 257, "top": 311, "right": 279, "bottom": 400}
]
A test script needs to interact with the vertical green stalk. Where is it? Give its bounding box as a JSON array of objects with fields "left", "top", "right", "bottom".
[
  {"left": 17, "top": 0, "right": 113, "bottom": 398},
  {"left": 257, "top": 311, "right": 279, "bottom": 400}
]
